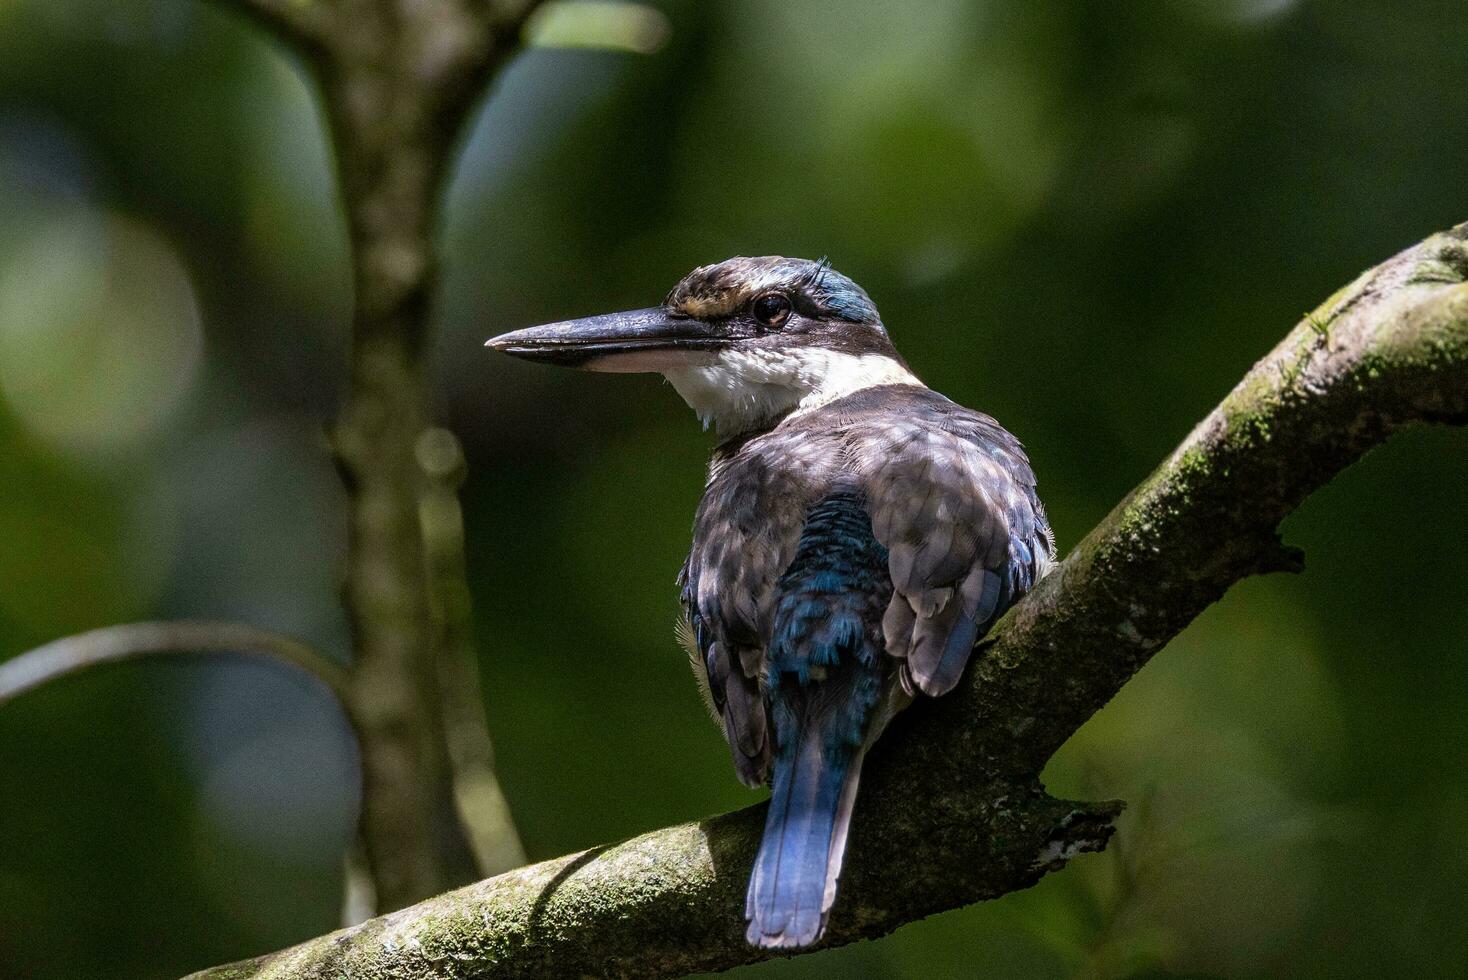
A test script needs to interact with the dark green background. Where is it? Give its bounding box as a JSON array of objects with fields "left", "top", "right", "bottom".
[{"left": 2, "top": 1, "right": 1467, "bottom": 976}]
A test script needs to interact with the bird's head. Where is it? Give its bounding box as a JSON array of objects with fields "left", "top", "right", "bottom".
[{"left": 486, "top": 256, "right": 922, "bottom": 435}]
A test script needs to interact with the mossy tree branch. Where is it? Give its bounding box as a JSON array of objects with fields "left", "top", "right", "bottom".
[{"left": 184, "top": 225, "right": 1468, "bottom": 978}]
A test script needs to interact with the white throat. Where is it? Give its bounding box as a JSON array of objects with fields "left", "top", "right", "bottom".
[{"left": 661, "top": 348, "right": 923, "bottom": 435}]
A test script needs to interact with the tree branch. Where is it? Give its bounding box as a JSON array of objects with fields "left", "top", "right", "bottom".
[
  {"left": 210, "top": 0, "right": 545, "bottom": 911},
  {"left": 0, "top": 620, "right": 350, "bottom": 709},
  {"left": 182, "top": 225, "right": 1468, "bottom": 979},
  {"left": 321, "top": 0, "right": 522, "bottom": 907},
  {"left": 0, "top": 621, "right": 385, "bottom": 930}
]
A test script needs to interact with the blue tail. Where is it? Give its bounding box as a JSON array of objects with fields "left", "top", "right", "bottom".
[
  {"left": 745, "top": 723, "right": 862, "bottom": 947},
  {"left": 745, "top": 489, "right": 891, "bottom": 949}
]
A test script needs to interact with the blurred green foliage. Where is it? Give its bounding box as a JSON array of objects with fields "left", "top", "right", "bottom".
[{"left": 1, "top": 0, "right": 1467, "bottom": 977}]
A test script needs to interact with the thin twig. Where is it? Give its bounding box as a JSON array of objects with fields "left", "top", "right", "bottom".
[
  {"left": 0, "top": 620, "right": 378, "bottom": 929},
  {"left": 0, "top": 620, "right": 350, "bottom": 709},
  {"left": 418, "top": 427, "right": 528, "bottom": 876}
]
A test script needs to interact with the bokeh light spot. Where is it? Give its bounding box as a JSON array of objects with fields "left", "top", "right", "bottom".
[
  {"left": 525, "top": 1, "right": 671, "bottom": 55},
  {"left": 1181, "top": 0, "right": 1301, "bottom": 27},
  {"left": 0, "top": 208, "right": 203, "bottom": 457}
]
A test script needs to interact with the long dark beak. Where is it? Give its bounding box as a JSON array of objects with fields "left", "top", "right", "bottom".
[{"left": 485, "top": 307, "right": 723, "bottom": 372}]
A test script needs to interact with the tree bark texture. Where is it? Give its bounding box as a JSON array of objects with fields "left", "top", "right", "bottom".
[{"left": 221, "top": 0, "right": 541, "bottom": 910}]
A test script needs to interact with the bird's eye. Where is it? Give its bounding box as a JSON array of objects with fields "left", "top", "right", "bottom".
[{"left": 752, "top": 293, "right": 793, "bottom": 328}]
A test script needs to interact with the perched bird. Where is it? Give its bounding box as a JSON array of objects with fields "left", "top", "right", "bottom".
[{"left": 486, "top": 257, "right": 1055, "bottom": 949}]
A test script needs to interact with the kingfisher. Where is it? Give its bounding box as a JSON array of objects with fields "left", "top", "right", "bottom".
[{"left": 486, "top": 257, "right": 1055, "bottom": 949}]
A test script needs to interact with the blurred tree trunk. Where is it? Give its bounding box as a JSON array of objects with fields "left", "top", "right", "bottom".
[{"left": 223, "top": 0, "right": 539, "bottom": 912}]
